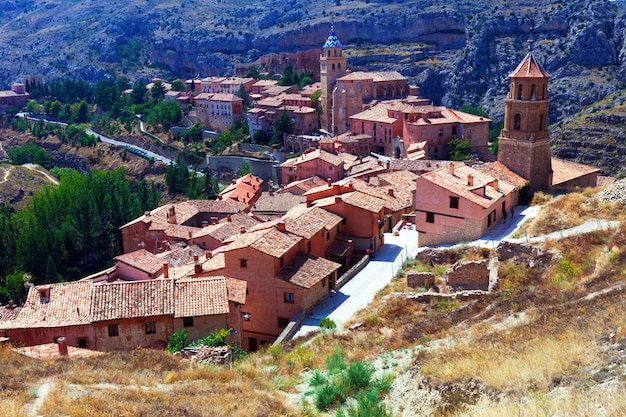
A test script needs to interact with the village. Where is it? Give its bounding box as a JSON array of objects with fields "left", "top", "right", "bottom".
[{"left": 0, "top": 28, "right": 601, "bottom": 354}]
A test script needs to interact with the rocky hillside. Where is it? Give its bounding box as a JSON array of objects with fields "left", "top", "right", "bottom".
[{"left": 1, "top": 0, "right": 626, "bottom": 174}]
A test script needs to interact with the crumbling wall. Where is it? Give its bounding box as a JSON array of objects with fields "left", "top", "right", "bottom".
[
  {"left": 446, "top": 260, "right": 490, "bottom": 291},
  {"left": 407, "top": 272, "right": 435, "bottom": 289}
]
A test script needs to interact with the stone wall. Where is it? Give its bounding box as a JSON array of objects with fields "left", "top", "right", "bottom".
[
  {"left": 446, "top": 260, "right": 490, "bottom": 290},
  {"left": 407, "top": 272, "right": 435, "bottom": 289}
]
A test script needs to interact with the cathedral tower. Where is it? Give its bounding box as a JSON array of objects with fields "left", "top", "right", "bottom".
[
  {"left": 320, "top": 27, "right": 347, "bottom": 133},
  {"left": 498, "top": 30, "right": 552, "bottom": 192}
]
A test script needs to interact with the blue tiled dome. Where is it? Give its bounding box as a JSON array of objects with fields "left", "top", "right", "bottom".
[{"left": 323, "top": 29, "right": 342, "bottom": 48}]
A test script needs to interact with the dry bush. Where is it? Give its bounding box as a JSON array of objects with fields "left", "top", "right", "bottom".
[
  {"left": 419, "top": 317, "right": 597, "bottom": 393},
  {"left": 453, "top": 384, "right": 626, "bottom": 417}
]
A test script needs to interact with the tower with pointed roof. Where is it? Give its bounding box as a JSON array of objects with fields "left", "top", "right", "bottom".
[
  {"left": 320, "top": 27, "right": 347, "bottom": 133},
  {"left": 498, "top": 29, "right": 552, "bottom": 192}
]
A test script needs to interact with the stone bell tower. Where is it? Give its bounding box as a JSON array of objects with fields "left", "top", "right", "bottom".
[
  {"left": 320, "top": 27, "right": 347, "bottom": 133},
  {"left": 498, "top": 29, "right": 552, "bottom": 192}
]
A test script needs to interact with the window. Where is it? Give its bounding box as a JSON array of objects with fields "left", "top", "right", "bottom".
[
  {"left": 278, "top": 317, "right": 290, "bottom": 328},
  {"left": 438, "top": 128, "right": 443, "bottom": 137},
  {"left": 326, "top": 231, "right": 330, "bottom": 240},
  {"left": 449, "top": 196, "right": 459, "bottom": 209},
  {"left": 145, "top": 321, "right": 156, "bottom": 335},
  {"left": 426, "top": 212, "right": 435, "bottom": 224},
  {"left": 517, "top": 84, "right": 523, "bottom": 100},
  {"left": 108, "top": 324, "right": 119, "bottom": 337},
  {"left": 183, "top": 317, "right": 194, "bottom": 328},
  {"left": 452, "top": 125, "right": 457, "bottom": 135},
  {"left": 78, "top": 338, "right": 89, "bottom": 348},
  {"left": 284, "top": 292, "right": 295, "bottom": 304},
  {"left": 280, "top": 256, "right": 284, "bottom": 267},
  {"left": 514, "top": 113, "right": 521, "bottom": 130},
  {"left": 307, "top": 241, "right": 312, "bottom": 253},
  {"left": 240, "top": 258, "right": 248, "bottom": 268}
]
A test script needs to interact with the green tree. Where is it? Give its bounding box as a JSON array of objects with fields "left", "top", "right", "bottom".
[
  {"left": 237, "top": 83, "right": 250, "bottom": 107},
  {"left": 75, "top": 100, "right": 90, "bottom": 123},
  {"left": 6, "top": 142, "right": 51, "bottom": 168},
  {"left": 171, "top": 80, "right": 186, "bottom": 92},
  {"left": 185, "top": 122, "right": 205, "bottom": 142},
  {"left": 0, "top": 204, "right": 15, "bottom": 285},
  {"left": 238, "top": 160, "right": 252, "bottom": 177},
  {"left": 25, "top": 100, "right": 41, "bottom": 114},
  {"left": 45, "top": 255, "right": 60, "bottom": 283},
  {"left": 273, "top": 108, "right": 294, "bottom": 144},
  {"left": 204, "top": 168, "right": 220, "bottom": 199},
  {"left": 448, "top": 138, "right": 471, "bottom": 161},
  {"left": 460, "top": 104, "right": 489, "bottom": 118},
  {"left": 151, "top": 81, "right": 167, "bottom": 103},
  {"left": 245, "top": 65, "right": 261, "bottom": 79},
  {"left": 253, "top": 129, "right": 269, "bottom": 144},
  {"left": 131, "top": 82, "right": 148, "bottom": 105},
  {"left": 280, "top": 66, "right": 295, "bottom": 86}
]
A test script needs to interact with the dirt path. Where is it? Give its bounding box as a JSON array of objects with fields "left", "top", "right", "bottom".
[
  {"left": 22, "top": 163, "right": 59, "bottom": 185},
  {"left": 24, "top": 380, "right": 53, "bottom": 417},
  {"left": 0, "top": 165, "right": 14, "bottom": 184}
]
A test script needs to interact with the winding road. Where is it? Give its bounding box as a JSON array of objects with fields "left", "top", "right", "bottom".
[{"left": 15, "top": 113, "right": 173, "bottom": 166}]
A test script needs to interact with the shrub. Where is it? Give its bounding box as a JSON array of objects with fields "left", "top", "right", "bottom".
[
  {"left": 326, "top": 347, "right": 347, "bottom": 374},
  {"left": 189, "top": 328, "right": 231, "bottom": 347},
  {"left": 166, "top": 329, "right": 188, "bottom": 353},
  {"left": 310, "top": 370, "right": 327, "bottom": 387},
  {"left": 315, "top": 380, "right": 346, "bottom": 411},
  {"left": 343, "top": 361, "right": 374, "bottom": 392},
  {"left": 320, "top": 317, "right": 337, "bottom": 330}
]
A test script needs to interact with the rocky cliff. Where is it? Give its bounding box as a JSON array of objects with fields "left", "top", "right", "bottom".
[{"left": 1, "top": 0, "right": 626, "bottom": 175}]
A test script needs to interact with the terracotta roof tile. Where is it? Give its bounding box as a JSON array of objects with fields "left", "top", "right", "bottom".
[
  {"left": 115, "top": 249, "right": 164, "bottom": 275},
  {"left": 91, "top": 279, "right": 174, "bottom": 321},
  {"left": 13, "top": 281, "right": 93, "bottom": 328},
  {"left": 419, "top": 163, "right": 515, "bottom": 208},
  {"left": 221, "top": 227, "right": 301, "bottom": 258},
  {"left": 551, "top": 157, "right": 600, "bottom": 186},
  {"left": 277, "top": 253, "right": 341, "bottom": 288},
  {"left": 252, "top": 192, "right": 306, "bottom": 214},
  {"left": 470, "top": 161, "right": 528, "bottom": 189},
  {"left": 225, "top": 277, "right": 247, "bottom": 305},
  {"left": 509, "top": 52, "right": 550, "bottom": 78},
  {"left": 174, "top": 277, "right": 229, "bottom": 317}
]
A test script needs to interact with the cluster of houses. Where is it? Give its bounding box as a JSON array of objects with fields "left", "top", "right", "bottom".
[{"left": 0, "top": 28, "right": 601, "bottom": 354}]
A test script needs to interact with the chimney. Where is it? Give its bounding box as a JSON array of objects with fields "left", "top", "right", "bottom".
[
  {"left": 334, "top": 196, "right": 342, "bottom": 203},
  {"left": 240, "top": 226, "right": 246, "bottom": 233},
  {"left": 57, "top": 337, "right": 68, "bottom": 356},
  {"left": 449, "top": 162, "right": 455, "bottom": 176},
  {"left": 231, "top": 179, "right": 237, "bottom": 185},
  {"left": 202, "top": 220, "right": 209, "bottom": 228},
  {"left": 194, "top": 263, "right": 202, "bottom": 274},
  {"left": 168, "top": 206, "right": 177, "bottom": 224},
  {"left": 492, "top": 179, "right": 499, "bottom": 190},
  {"left": 163, "top": 262, "right": 169, "bottom": 279},
  {"left": 193, "top": 254, "right": 199, "bottom": 262},
  {"left": 227, "top": 215, "right": 232, "bottom": 222},
  {"left": 388, "top": 189, "right": 394, "bottom": 197},
  {"left": 205, "top": 251, "right": 212, "bottom": 259},
  {"left": 276, "top": 221, "right": 287, "bottom": 232},
  {"left": 218, "top": 195, "right": 223, "bottom": 200},
  {"left": 189, "top": 231, "right": 193, "bottom": 238},
  {"left": 211, "top": 216, "right": 219, "bottom": 225},
  {"left": 269, "top": 189, "right": 274, "bottom": 196},
  {"left": 7, "top": 300, "right": 15, "bottom": 309},
  {"left": 467, "top": 174, "right": 474, "bottom": 187},
  {"left": 327, "top": 178, "right": 332, "bottom": 187}
]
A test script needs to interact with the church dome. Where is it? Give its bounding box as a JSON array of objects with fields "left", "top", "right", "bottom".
[{"left": 323, "top": 29, "right": 342, "bottom": 48}]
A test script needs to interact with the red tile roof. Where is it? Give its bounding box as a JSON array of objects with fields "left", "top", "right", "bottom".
[
  {"left": 174, "top": 277, "right": 229, "bottom": 318},
  {"left": 115, "top": 249, "right": 164, "bottom": 275},
  {"left": 551, "top": 157, "right": 600, "bottom": 186},
  {"left": 225, "top": 277, "right": 247, "bottom": 305},
  {"left": 277, "top": 253, "right": 341, "bottom": 288},
  {"left": 509, "top": 52, "right": 550, "bottom": 78},
  {"left": 419, "top": 163, "right": 515, "bottom": 208},
  {"left": 91, "top": 279, "right": 174, "bottom": 321}
]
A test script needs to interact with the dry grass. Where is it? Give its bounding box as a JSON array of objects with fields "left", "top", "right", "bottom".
[
  {"left": 455, "top": 385, "right": 626, "bottom": 417},
  {"left": 528, "top": 188, "right": 626, "bottom": 236}
]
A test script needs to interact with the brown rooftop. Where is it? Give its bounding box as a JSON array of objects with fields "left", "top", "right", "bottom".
[{"left": 277, "top": 253, "right": 341, "bottom": 288}]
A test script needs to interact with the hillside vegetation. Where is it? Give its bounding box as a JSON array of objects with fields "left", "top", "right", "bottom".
[{"left": 4, "top": 185, "right": 626, "bottom": 416}]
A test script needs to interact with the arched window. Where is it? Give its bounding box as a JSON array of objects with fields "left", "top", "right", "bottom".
[
  {"left": 332, "top": 63, "right": 335, "bottom": 71},
  {"left": 531, "top": 84, "right": 536, "bottom": 100},
  {"left": 514, "top": 113, "right": 521, "bottom": 130},
  {"left": 334, "top": 50, "right": 337, "bottom": 57},
  {"left": 516, "top": 84, "right": 523, "bottom": 100},
  {"left": 327, "top": 51, "right": 331, "bottom": 57},
  {"left": 338, "top": 63, "right": 341, "bottom": 70},
  {"left": 543, "top": 84, "right": 547, "bottom": 100}
]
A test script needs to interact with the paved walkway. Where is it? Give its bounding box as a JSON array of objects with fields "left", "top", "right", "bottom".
[{"left": 291, "top": 205, "right": 622, "bottom": 341}]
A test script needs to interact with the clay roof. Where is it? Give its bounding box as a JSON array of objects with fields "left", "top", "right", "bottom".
[
  {"left": 470, "top": 161, "right": 528, "bottom": 189},
  {"left": 13, "top": 281, "right": 93, "bottom": 327},
  {"left": 390, "top": 159, "right": 451, "bottom": 173},
  {"left": 221, "top": 77, "right": 254, "bottom": 86},
  {"left": 551, "top": 157, "right": 600, "bottom": 187},
  {"left": 279, "top": 175, "right": 329, "bottom": 195},
  {"left": 218, "top": 174, "right": 263, "bottom": 205},
  {"left": 350, "top": 104, "right": 397, "bottom": 124},
  {"left": 281, "top": 149, "right": 345, "bottom": 168},
  {"left": 91, "top": 279, "right": 174, "bottom": 321},
  {"left": 253, "top": 192, "right": 306, "bottom": 214},
  {"left": 252, "top": 80, "right": 279, "bottom": 87},
  {"left": 210, "top": 93, "right": 243, "bottom": 102},
  {"left": 419, "top": 163, "right": 515, "bottom": 209},
  {"left": 337, "top": 71, "right": 374, "bottom": 82},
  {"left": 277, "top": 253, "right": 341, "bottom": 288},
  {"left": 225, "top": 277, "right": 247, "bottom": 305},
  {"left": 0, "top": 304, "right": 21, "bottom": 322},
  {"left": 193, "top": 213, "right": 263, "bottom": 242},
  {"left": 509, "top": 52, "right": 550, "bottom": 78},
  {"left": 283, "top": 206, "right": 342, "bottom": 239},
  {"left": 174, "top": 277, "right": 229, "bottom": 318},
  {"left": 221, "top": 226, "right": 301, "bottom": 258},
  {"left": 115, "top": 249, "right": 165, "bottom": 275}
]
